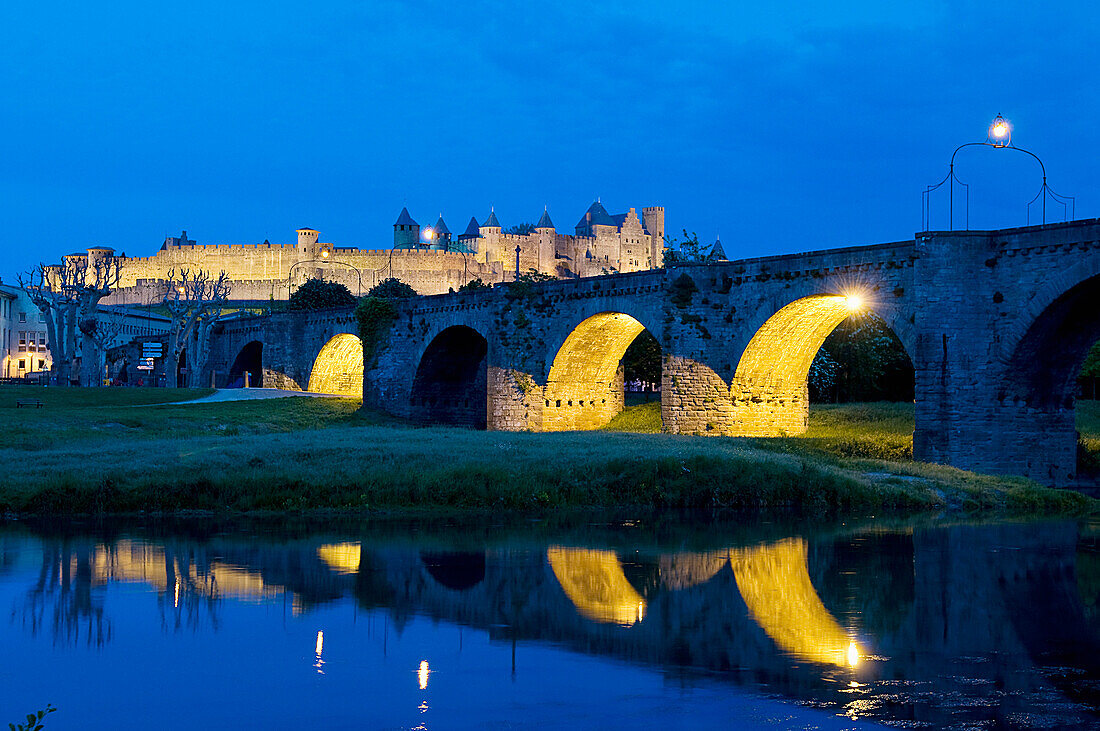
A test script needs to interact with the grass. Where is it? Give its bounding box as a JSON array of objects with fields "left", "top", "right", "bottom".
[
  {"left": 0, "top": 386, "right": 1094, "bottom": 516},
  {"left": 606, "top": 399, "right": 1100, "bottom": 466}
]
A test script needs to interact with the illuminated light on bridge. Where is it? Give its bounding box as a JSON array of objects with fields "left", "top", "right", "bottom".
[
  {"left": 307, "top": 333, "right": 364, "bottom": 397},
  {"left": 317, "top": 543, "right": 361, "bottom": 574},
  {"left": 418, "top": 660, "right": 430, "bottom": 690},
  {"left": 730, "top": 538, "right": 860, "bottom": 667},
  {"left": 844, "top": 293, "right": 864, "bottom": 312},
  {"left": 543, "top": 312, "right": 650, "bottom": 431},
  {"left": 547, "top": 547, "right": 647, "bottom": 626}
]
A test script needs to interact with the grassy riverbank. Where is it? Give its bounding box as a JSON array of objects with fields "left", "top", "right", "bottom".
[{"left": 0, "top": 386, "right": 1094, "bottom": 515}]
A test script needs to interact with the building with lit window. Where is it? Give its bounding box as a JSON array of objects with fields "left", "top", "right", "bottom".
[{"left": 0, "top": 281, "right": 51, "bottom": 380}]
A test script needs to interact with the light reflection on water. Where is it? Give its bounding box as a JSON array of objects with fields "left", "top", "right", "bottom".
[{"left": 1, "top": 517, "right": 1098, "bottom": 729}]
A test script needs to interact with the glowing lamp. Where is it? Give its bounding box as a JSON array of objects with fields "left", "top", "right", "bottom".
[
  {"left": 844, "top": 294, "right": 863, "bottom": 312},
  {"left": 321, "top": 249, "right": 330, "bottom": 259},
  {"left": 418, "top": 660, "right": 430, "bottom": 690},
  {"left": 847, "top": 641, "right": 859, "bottom": 667},
  {"left": 988, "top": 114, "right": 1011, "bottom": 146},
  {"left": 423, "top": 228, "right": 434, "bottom": 241},
  {"left": 176, "top": 286, "right": 185, "bottom": 295}
]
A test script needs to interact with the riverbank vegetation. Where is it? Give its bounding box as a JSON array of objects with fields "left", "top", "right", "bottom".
[{"left": 0, "top": 386, "right": 1094, "bottom": 516}]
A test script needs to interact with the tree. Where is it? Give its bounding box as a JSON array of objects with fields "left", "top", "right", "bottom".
[
  {"left": 366, "top": 277, "right": 417, "bottom": 300},
  {"left": 661, "top": 230, "right": 707, "bottom": 265},
  {"left": 505, "top": 222, "right": 536, "bottom": 235},
  {"left": 623, "top": 330, "right": 661, "bottom": 384},
  {"left": 162, "top": 268, "right": 231, "bottom": 388},
  {"left": 457, "top": 277, "right": 491, "bottom": 293},
  {"left": 809, "top": 312, "right": 913, "bottom": 403},
  {"left": 288, "top": 278, "right": 356, "bottom": 310},
  {"left": 18, "top": 252, "right": 123, "bottom": 386}
]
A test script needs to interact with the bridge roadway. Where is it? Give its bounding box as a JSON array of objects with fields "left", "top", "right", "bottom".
[{"left": 206, "top": 219, "right": 1100, "bottom": 486}]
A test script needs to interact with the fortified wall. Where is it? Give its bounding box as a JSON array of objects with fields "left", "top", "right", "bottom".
[{"left": 96, "top": 200, "right": 664, "bottom": 305}]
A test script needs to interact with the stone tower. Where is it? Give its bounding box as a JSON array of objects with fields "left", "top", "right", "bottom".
[
  {"left": 430, "top": 215, "right": 452, "bottom": 251},
  {"left": 296, "top": 228, "right": 320, "bottom": 260},
  {"left": 393, "top": 208, "right": 420, "bottom": 249},
  {"left": 479, "top": 208, "right": 502, "bottom": 264},
  {"left": 642, "top": 207, "right": 665, "bottom": 267},
  {"left": 535, "top": 207, "right": 555, "bottom": 272}
]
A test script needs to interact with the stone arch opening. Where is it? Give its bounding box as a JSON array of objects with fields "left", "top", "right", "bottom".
[
  {"left": 544, "top": 312, "right": 662, "bottom": 431},
  {"left": 307, "top": 333, "right": 363, "bottom": 397},
  {"left": 410, "top": 325, "right": 489, "bottom": 427},
  {"left": 1006, "top": 273, "right": 1100, "bottom": 480},
  {"left": 228, "top": 341, "right": 262, "bottom": 388},
  {"left": 735, "top": 295, "right": 913, "bottom": 435}
]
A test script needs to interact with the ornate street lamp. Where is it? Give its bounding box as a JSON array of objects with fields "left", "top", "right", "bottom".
[{"left": 922, "top": 115, "right": 1075, "bottom": 230}]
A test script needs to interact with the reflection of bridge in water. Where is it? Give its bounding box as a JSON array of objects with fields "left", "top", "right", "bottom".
[{"left": 8, "top": 521, "right": 1099, "bottom": 726}]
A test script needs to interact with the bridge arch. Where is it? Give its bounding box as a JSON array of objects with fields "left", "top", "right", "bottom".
[
  {"left": 543, "top": 311, "right": 662, "bottom": 431},
  {"left": 228, "top": 340, "right": 263, "bottom": 388},
  {"left": 308, "top": 333, "right": 363, "bottom": 397},
  {"left": 410, "top": 325, "right": 489, "bottom": 427},
  {"left": 732, "top": 294, "right": 913, "bottom": 436}
]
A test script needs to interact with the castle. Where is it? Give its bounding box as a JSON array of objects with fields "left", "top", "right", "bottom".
[{"left": 102, "top": 201, "right": 665, "bottom": 304}]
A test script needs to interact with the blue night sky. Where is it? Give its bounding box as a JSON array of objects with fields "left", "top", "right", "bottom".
[{"left": 1, "top": 1, "right": 1096, "bottom": 278}]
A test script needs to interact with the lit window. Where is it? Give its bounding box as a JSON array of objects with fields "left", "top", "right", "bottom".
[{"left": 18, "top": 332, "right": 26, "bottom": 351}]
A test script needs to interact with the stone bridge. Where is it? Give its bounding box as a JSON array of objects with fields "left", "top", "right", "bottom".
[{"left": 205, "top": 219, "right": 1100, "bottom": 486}]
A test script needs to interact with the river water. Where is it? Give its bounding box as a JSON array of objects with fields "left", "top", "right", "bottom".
[{"left": 1, "top": 515, "right": 1098, "bottom": 730}]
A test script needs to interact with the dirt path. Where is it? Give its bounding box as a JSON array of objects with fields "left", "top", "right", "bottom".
[{"left": 171, "top": 388, "right": 346, "bottom": 404}]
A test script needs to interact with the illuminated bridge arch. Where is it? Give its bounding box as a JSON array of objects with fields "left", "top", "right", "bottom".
[
  {"left": 732, "top": 294, "right": 908, "bottom": 436},
  {"left": 543, "top": 312, "right": 658, "bottom": 431},
  {"left": 308, "top": 334, "right": 364, "bottom": 397},
  {"left": 410, "top": 325, "right": 489, "bottom": 427}
]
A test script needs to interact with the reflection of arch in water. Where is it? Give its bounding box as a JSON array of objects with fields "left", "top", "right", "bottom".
[
  {"left": 547, "top": 547, "right": 646, "bottom": 626},
  {"left": 308, "top": 334, "right": 363, "bottom": 397},
  {"left": 730, "top": 538, "right": 858, "bottom": 667},
  {"left": 317, "top": 543, "right": 361, "bottom": 575},
  {"left": 420, "top": 551, "right": 486, "bottom": 591}
]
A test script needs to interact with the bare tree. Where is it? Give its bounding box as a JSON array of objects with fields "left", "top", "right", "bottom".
[
  {"left": 162, "top": 268, "right": 232, "bottom": 387},
  {"left": 80, "top": 317, "right": 124, "bottom": 385},
  {"left": 17, "top": 253, "right": 122, "bottom": 386}
]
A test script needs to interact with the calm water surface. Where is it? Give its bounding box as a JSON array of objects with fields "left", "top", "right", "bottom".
[{"left": 1, "top": 515, "right": 1098, "bottom": 730}]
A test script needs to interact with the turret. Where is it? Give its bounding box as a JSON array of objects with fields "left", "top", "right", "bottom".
[
  {"left": 428, "top": 215, "right": 452, "bottom": 251},
  {"left": 642, "top": 206, "right": 665, "bottom": 267},
  {"left": 457, "top": 216, "right": 481, "bottom": 254},
  {"left": 296, "top": 228, "right": 320, "bottom": 259},
  {"left": 535, "top": 207, "right": 555, "bottom": 271},
  {"left": 479, "top": 208, "right": 502, "bottom": 263},
  {"left": 393, "top": 208, "right": 420, "bottom": 249}
]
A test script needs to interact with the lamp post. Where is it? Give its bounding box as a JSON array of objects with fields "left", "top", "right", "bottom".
[{"left": 923, "top": 115, "right": 1075, "bottom": 230}]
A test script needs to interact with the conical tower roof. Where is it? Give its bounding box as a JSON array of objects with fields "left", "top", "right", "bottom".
[
  {"left": 394, "top": 207, "right": 417, "bottom": 227},
  {"left": 576, "top": 199, "right": 615, "bottom": 228},
  {"left": 461, "top": 216, "right": 481, "bottom": 237},
  {"left": 707, "top": 235, "right": 728, "bottom": 262},
  {"left": 433, "top": 215, "right": 450, "bottom": 235},
  {"left": 536, "top": 207, "right": 555, "bottom": 229},
  {"left": 482, "top": 208, "right": 501, "bottom": 228}
]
